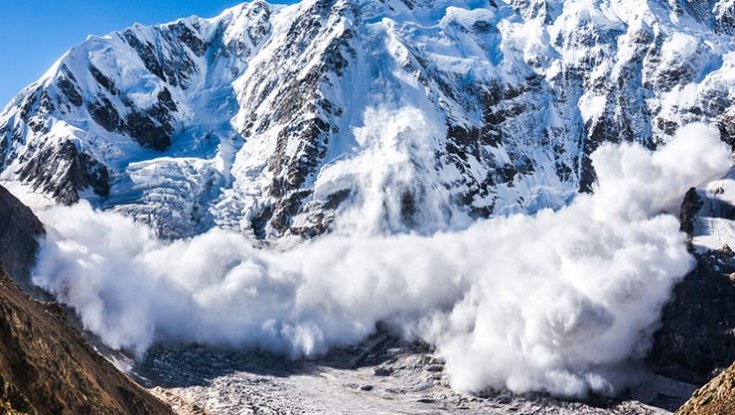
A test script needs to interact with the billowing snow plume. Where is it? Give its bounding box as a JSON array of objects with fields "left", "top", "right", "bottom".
[{"left": 31, "top": 124, "right": 731, "bottom": 397}]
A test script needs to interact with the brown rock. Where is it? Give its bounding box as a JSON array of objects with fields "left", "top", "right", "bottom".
[
  {"left": 0, "top": 266, "right": 173, "bottom": 415},
  {"left": 676, "top": 361, "right": 735, "bottom": 415}
]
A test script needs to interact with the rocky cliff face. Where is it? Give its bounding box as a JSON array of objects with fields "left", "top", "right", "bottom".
[
  {"left": 0, "top": 185, "right": 43, "bottom": 287},
  {"left": 644, "top": 175, "right": 735, "bottom": 386},
  {"left": 648, "top": 247, "right": 735, "bottom": 386},
  {"left": 1, "top": 0, "right": 734, "bottom": 239}
]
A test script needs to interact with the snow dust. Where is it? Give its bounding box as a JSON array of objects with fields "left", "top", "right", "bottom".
[{"left": 29, "top": 121, "right": 731, "bottom": 397}]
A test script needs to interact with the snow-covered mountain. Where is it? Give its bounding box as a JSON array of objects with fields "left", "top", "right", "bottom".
[{"left": 1, "top": 0, "right": 735, "bottom": 239}]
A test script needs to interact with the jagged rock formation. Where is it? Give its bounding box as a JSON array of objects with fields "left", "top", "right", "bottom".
[
  {"left": 676, "top": 361, "right": 735, "bottom": 415},
  {"left": 0, "top": 186, "right": 43, "bottom": 286},
  {"left": 1, "top": 0, "right": 735, "bottom": 239},
  {"left": 0, "top": 266, "right": 173, "bottom": 414}
]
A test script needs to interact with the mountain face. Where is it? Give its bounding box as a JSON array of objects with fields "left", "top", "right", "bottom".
[
  {"left": 0, "top": 186, "right": 43, "bottom": 287},
  {"left": 1, "top": 0, "right": 735, "bottom": 240},
  {"left": 645, "top": 175, "right": 735, "bottom": 386}
]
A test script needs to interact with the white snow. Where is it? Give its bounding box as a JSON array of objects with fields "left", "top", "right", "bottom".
[
  {"left": 0, "top": 0, "right": 733, "bottom": 403},
  {"left": 2, "top": 0, "right": 735, "bottom": 240},
  {"left": 27, "top": 125, "right": 732, "bottom": 398}
]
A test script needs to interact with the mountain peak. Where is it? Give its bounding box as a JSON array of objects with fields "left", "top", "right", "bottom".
[{"left": 1, "top": 0, "right": 734, "bottom": 239}]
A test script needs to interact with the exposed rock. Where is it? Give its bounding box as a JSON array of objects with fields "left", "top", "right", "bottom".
[
  {"left": 680, "top": 187, "right": 704, "bottom": 238},
  {"left": 649, "top": 185, "right": 735, "bottom": 386},
  {"left": 125, "top": 111, "right": 172, "bottom": 151},
  {"left": 16, "top": 140, "right": 109, "bottom": 205},
  {"left": 0, "top": 185, "right": 169, "bottom": 413},
  {"left": 88, "top": 96, "right": 123, "bottom": 132},
  {"left": 0, "top": 266, "right": 173, "bottom": 415},
  {"left": 648, "top": 249, "right": 735, "bottom": 385},
  {"left": 676, "top": 361, "right": 735, "bottom": 415},
  {"left": 0, "top": 185, "right": 44, "bottom": 285}
]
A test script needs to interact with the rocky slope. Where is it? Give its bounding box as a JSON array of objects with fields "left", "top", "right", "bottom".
[
  {"left": 0, "top": 267, "right": 173, "bottom": 415},
  {"left": 0, "top": 185, "right": 43, "bottom": 287},
  {"left": 141, "top": 330, "right": 677, "bottom": 415},
  {"left": 0, "top": 185, "right": 172, "bottom": 414},
  {"left": 676, "top": 361, "right": 735, "bottom": 415},
  {"left": 2, "top": 0, "right": 735, "bottom": 239}
]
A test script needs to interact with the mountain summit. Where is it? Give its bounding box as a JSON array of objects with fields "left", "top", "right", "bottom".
[{"left": 1, "top": 0, "right": 734, "bottom": 239}]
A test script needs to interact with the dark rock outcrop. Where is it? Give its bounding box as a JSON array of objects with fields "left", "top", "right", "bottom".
[
  {"left": 16, "top": 140, "right": 110, "bottom": 205},
  {"left": 679, "top": 187, "right": 704, "bottom": 238},
  {"left": 648, "top": 248, "right": 735, "bottom": 386},
  {"left": 649, "top": 189, "right": 735, "bottom": 386},
  {"left": 0, "top": 186, "right": 44, "bottom": 285}
]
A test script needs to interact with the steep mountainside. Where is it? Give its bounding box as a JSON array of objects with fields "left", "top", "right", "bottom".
[
  {"left": 676, "top": 361, "right": 735, "bottom": 415},
  {"left": 0, "top": 267, "right": 173, "bottom": 415},
  {"left": 0, "top": 185, "right": 43, "bottom": 286},
  {"left": 647, "top": 247, "right": 735, "bottom": 386},
  {"left": 2, "top": 0, "right": 735, "bottom": 239},
  {"left": 0, "top": 185, "right": 171, "bottom": 414},
  {"left": 644, "top": 174, "right": 735, "bottom": 386}
]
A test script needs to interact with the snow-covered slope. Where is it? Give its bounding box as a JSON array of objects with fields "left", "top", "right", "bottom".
[{"left": 2, "top": 0, "right": 735, "bottom": 239}]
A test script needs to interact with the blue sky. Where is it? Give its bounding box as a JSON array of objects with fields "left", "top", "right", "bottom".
[{"left": 0, "top": 0, "right": 296, "bottom": 106}]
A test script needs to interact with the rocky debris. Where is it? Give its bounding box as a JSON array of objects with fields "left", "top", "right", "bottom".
[
  {"left": 148, "top": 389, "right": 207, "bottom": 415},
  {"left": 0, "top": 266, "right": 173, "bottom": 415},
  {"left": 676, "top": 361, "right": 735, "bottom": 415},
  {"left": 0, "top": 185, "right": 44, "bottom": 286},
  {"left": 139, "top": 329, "right": 673, "bottom": 415}
]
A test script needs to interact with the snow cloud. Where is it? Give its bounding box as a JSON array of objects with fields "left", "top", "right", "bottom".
[{"left": 30, "top": 122, "right": 731, "bottom": 397}]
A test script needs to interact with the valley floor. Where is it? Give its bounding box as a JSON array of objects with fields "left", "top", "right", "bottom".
[{"left": 136, "top": 331, "right": 690, "bottom": 415}]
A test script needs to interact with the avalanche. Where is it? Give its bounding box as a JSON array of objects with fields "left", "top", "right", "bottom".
[
  {"left": 2, "top": 0, "right": 735, "bottom": 400},
  {"left": 28, "top": 124, "right": 732, "bottom": 397}
]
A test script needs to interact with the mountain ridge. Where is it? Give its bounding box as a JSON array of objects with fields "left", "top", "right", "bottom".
[{"left": 2, "top": 0, "right": 734, "bottom": 239}]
